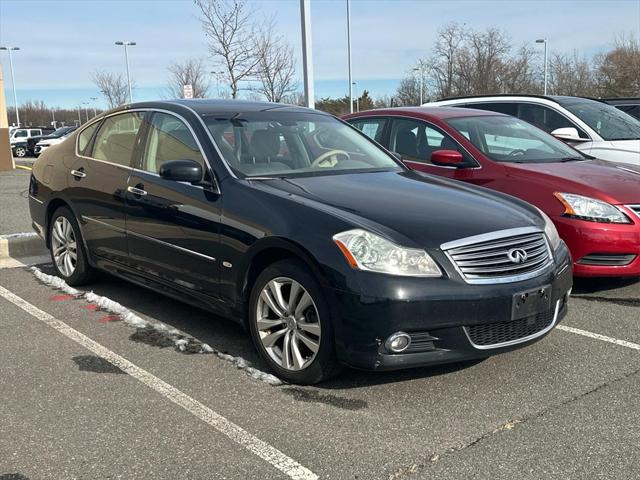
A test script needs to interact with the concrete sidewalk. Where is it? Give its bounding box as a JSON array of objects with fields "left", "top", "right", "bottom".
[{"left": 1, "top": 169, "right": 33, "bottom": 234}]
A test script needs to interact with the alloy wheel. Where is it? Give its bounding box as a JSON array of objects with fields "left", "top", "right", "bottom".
[
  {"left": 51, "top": 216, "right": 78, "bottom": 277},
  {"left": 14, "top": 147, "right": 26, "bottom": 157},
  {"left": 256, "top": 277, "right": 321, "bottom": 371}
]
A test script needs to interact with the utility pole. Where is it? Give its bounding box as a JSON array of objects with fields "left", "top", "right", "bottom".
[
  {"left": 300, "top": 0, "right": 315, "bottom": 109},
  {"left": 347, "top": 0, "right": 353, "bottom": 113}
]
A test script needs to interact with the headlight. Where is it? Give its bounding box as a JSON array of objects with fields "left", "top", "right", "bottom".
[
  {"left": 333, "top": 229, "right": 441, "bottom": 277},
  {"left": 554, "top": 192, "right": 631, "bottom": 224},
  {"left": 535, "top": 208, "right": 562, "bottom": 250}
]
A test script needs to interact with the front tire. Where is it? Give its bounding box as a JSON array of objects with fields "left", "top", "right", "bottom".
[
  {"left": 249, "top": 259, "right": 341, "bottom": 384},
  {"left": 49, "top": 206, "right": 94, "bottom": 286}
]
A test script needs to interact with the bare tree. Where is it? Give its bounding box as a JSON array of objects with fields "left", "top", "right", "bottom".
[
  {"left": 194, "top": 0, "right": 263, "bottom": 99},
  {"left": 548, "top": 52, "right": 597, "bottom": 96},
  {"left": 425, "top": 23, "right": 465, "bottom": 99},
  {"left": 92, "top": 71, "right": 129, "bottom": 108},
  {"left": 595, "top": 35, "right": 640, "bottom": 97},
  {"left": 166, "top": 58, "right": 211, "bottom": 98},
  {"left": 254, "top": 25, "right": 297, "bottom": 102},
  {"left": 394, "top": 77, "right": 422, "bottom": 106}
]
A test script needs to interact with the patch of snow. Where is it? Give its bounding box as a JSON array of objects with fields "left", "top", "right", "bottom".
[
  {"left": 30, "top": 266, "right": 283, "bottom": 386},
  {"left": 0, "top": 232, "right": 38, "bottom": 240}
]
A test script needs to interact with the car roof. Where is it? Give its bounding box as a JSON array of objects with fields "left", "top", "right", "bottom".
[
  {"left": 434, "top": 94, "right": 609, "bottom": 106},
  {"left": 346, "top": 106, "right": 504, "bottom": 120},
  {"left": 110, "top": 99, "right": 322, "bottom": 116}
]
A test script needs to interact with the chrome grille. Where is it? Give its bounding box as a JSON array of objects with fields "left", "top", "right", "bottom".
[{"left": 443, "top": 229, "right": 552, "bottom": 284}]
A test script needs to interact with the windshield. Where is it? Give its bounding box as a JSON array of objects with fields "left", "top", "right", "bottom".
[
  {"left": 447, "top": 115, "right": 586, "bottom": 163},
  {"left": 201, "top": 111, "right": 402, "bottom": 178},
  {"left": 559, "top": 98, "right": 640, "bottom": 141}
]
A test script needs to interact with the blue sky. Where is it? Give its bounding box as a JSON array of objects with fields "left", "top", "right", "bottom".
[{"left": 1, "top": 0, "right": 639, "bottom": 109}]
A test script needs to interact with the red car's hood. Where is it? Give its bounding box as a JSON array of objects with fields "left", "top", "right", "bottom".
[{"left": 506, "top": 159, "right": 640, "bottom": 204}]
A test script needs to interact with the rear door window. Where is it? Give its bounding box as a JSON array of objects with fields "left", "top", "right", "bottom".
[
  {"left": 91, "top": 112, "right": 144, "bottom": 167},
  {"left": 349, "top": 118, "right": 387, "bottom": 143}
]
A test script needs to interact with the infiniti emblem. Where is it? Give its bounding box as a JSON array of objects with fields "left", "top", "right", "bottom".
[{"left": 507, "top": 248, "right": 528, "bottom": 264}]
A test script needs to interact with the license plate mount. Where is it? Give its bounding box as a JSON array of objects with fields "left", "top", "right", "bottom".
[{"left": 512, "top": 285, "right": 551, "bottom": 320}]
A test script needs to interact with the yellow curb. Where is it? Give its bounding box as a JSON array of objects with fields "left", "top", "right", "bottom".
[{"left": 15, "top": 165, "right": 32, "bottom": 171}]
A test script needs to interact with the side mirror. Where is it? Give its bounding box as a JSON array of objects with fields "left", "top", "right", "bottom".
[
  {"left": 551, "top": 127, "right": 588, "bottom": 143},
  {"left": 431, "top": 149, "right": 465, "bottom": 167},
  {"left": 391, "top": 152, "right": 403, "bottom": 161},
  {"left": 159, "top": 159, "right": 203, "bottom": 184}
]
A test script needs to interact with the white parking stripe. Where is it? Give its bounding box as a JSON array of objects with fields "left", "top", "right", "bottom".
[
  {"left": 557, "top": 325, "right": 640, "bottom": 351},
  {"left": 0, "top": 285, "right": 317, "bottom": 480}
]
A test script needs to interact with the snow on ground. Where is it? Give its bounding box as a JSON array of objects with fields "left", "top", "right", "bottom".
[
  {"left": 0, "top": 232, "right": 38, "bottom": 240},
  {"left": 30, "top": 266, "right": 282, "bottom": 386}
]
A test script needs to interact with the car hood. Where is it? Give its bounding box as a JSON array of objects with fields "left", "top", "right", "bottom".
[
  {"left": 257, "top": 170, "right": 543, "bottom": 249},
  {"left": 506, "top": 159, "right": 640, "bottom": 204}
]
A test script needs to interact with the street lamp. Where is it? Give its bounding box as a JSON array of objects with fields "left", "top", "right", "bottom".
[
  {"left": 90, "top": 97, "right": 98, "bottom": 117},
  {"left": 210, "top": 70, "right": 225, "bottom": 97},
  {"left": 82, "top": 101, "right": 91, "bottom": 122},
  {"left": 413, "top": 66, "right": 424, "bottom": 106},
  {"left": 351, "top": 81, "right": 359, "bottom": 112},
  {"left": 115, "top": 41, "right": 136, "bottom": 103},
  {"left": 536, "top": 38, "right": 548, "bottom": 95},
  {"left": 0, "top": 46, "right": 21, "bottom": 126}
]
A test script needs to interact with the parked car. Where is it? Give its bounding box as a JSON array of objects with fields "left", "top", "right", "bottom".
[
  {"left": 11, "top": 140, "right": 30, "bottom": 158},
  {"left": 344, "top": 107, "right": 640, "bottom": 277},
  {"left": 29, "top": 126, "right": 78, "bottom": 157},
  {"left": 29, "top": 100, "right": 572, "bottom": 384},
  {"left": 604, "top": 98, "right": 640, "bottom": 120},
  {"left": 9, "top": 127, "right": 54, "bottom": 146},
  {"left": 34, "top": 127, "right": 77, "bottom": 157},
  {"left": 430, "top": 95, "right": 640, "bottom": 166}
]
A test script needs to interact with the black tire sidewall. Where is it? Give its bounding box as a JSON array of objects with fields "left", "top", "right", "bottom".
[
  {"left": 49, "top": 206, "right": 93, "bottom": 286},
  {"left": 248, "top": 259, "right": 337, "bottom": 385}
]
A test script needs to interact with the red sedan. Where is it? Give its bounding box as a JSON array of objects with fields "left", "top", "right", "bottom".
[{"left": 343, "top": 107, "right": 640, "bottom": 277}]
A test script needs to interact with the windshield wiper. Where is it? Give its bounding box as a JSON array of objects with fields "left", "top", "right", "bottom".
[{"left": 559, "top": 157, "right": 585, "bottom": 162}]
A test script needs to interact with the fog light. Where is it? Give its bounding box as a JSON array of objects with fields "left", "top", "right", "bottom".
[{"left": 385, "top": 332, "right": 411, "bottom": 353}]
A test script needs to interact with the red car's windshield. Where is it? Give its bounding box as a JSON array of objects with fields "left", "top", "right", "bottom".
[{"left": 447, "top": 115, "right": 587, "bottom": 163}]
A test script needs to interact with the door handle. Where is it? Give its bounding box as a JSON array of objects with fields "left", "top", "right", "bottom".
[
  {"left": 70, "top": 169, "right": 86, "bottom": 179},
  {"left": 127, "top": 185, "right": 147, "bottom": 196}
]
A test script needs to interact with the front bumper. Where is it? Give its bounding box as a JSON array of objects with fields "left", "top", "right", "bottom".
[
  {"left": 555, "top": 213, "right": 640, "bottom": 277},
  {"left": 328, "top": 246, "right": 573, "bottom": 371}
]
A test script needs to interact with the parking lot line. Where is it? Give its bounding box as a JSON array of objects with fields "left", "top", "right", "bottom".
[
  {"left": 558, "top": 325, "right": 640, "bottom": 351},
  {"left": 0, "top": 285, "right": 318, "bottom": 480}
]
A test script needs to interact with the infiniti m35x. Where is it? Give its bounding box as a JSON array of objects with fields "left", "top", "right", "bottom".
[{"left": 28, "top": 100, "right": 572, "bottom": 384}]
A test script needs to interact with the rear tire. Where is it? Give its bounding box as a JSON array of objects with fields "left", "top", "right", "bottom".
[
  {"left": 249, "top": 259, "right": 341, "bottom": 384},
  {"left": 48, "top": 206, "right": 95, "bottom": 286},
  {"left": 14, "top": 146, "right": 26, "bottom": 157}
]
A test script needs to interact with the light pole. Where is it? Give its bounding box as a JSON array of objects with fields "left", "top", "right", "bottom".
[
  {"left": 299, "top": 0, "right": 315, "bottom": 108},
  {"left": 413, "top": 66, "right": 424, "bottom": 106},
  {"left": 352, "top": 81, "right": 359, "bottom": 112},
  {"left": 536, "top": 38, "right": 548, "bottom": 95},
  {"left": 210, "top": 70, "right": 225, "bottom": 97},
  {"left": 82, "top": 101, "right": 90, "bottom": 122},
  {"left": 115, "top": 41, "right": 136, "bottom": 103},
  {"left": 347, "top": 0, "right": 353, "bottom": 113},
  {"left": 90, "top": 97, "right": 98, "bottom": 117},
  {"left": 52, "top": 109, "right": 56, "bottom": 129},
  {"left": 77, "top": 105, "right": 82, "bottom": 126},
  {"left": 0, "top": 46, "right": 20, "bottom": 126}
]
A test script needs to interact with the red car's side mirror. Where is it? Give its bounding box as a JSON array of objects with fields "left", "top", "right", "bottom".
[{"left": 431, "top": 149, "right": 464, "bottom": 167}]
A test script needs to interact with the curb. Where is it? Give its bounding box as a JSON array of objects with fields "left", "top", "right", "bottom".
[{"left": 0, "top": 232, "right": 49, "bottom": 262}]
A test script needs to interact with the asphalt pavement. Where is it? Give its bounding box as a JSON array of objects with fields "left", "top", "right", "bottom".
[{"left": 1, "top": 262, "right": 639, "bottom": 479}]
